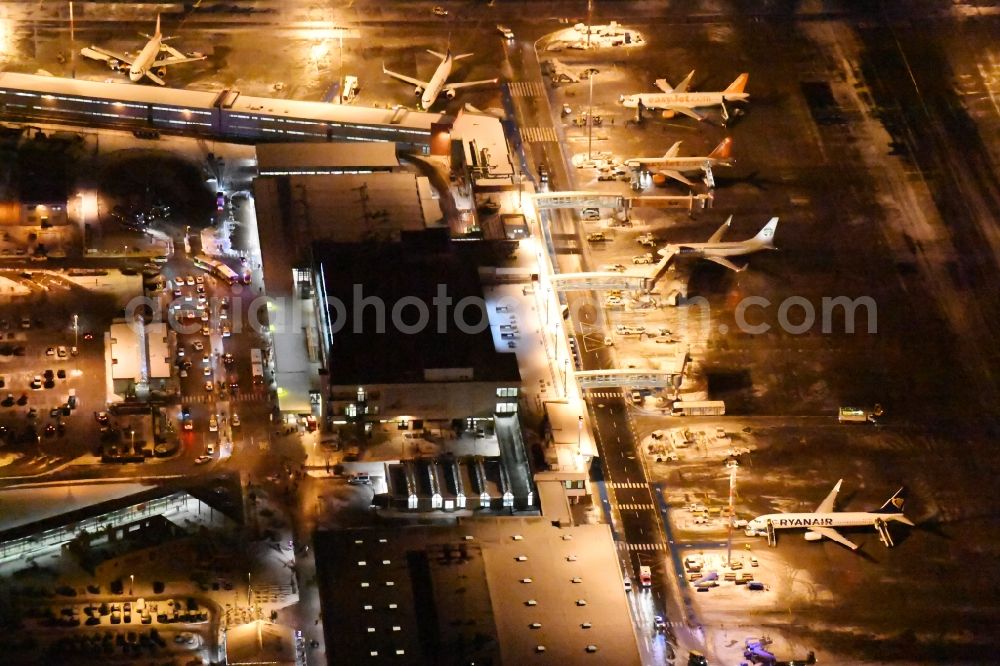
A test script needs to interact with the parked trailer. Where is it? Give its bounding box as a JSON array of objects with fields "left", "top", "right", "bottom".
[{"left": 671, "top": 400, "right": 726, "bottom": 417}]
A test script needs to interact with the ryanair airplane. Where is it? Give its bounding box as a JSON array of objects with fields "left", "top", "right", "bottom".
[{"left": 747, "top": 480, "right": 914, "bottom": 550}]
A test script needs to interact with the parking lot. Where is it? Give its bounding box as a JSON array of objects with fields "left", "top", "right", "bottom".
[{"left": 0, "top": 288, "right": 112, "bottom": 469}]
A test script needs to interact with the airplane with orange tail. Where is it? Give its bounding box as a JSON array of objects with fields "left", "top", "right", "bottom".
[
  {"left": 619, "top": 71, "right": 749, "bottom": 122},
  {"left": 624, "top": 137, "right": 734, "bottom": 187}
]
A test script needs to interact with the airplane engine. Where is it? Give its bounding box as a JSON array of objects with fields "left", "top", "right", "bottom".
[
  {"left": 155, "top": 66, "right": 167, "bottom": 78},
  {"left": 414, "top": 86, "right": 423, "bottom": 96},
  {"left": 803, "top": 531, "right": 823, "bottom": 541},
  {"left": 445, "top": 88, "right": 457, "bottom": 100}
]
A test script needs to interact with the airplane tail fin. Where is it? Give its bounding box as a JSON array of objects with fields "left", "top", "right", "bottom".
[
  {"left": 155, "top": 13, "right": 161, "bottom": 38},
  {"left": 874, "top": 487, "right": 913, "bottom": 524},
  {"left": 724, "top": 72, "right": 749, "bottom": 94},
  {"left": 708, "top": 137, "right": 733, "bottom": 160},
  {"left": 452, "top": 52, "right": 474, "bottom": 61},
  {"left": 751, "top": 217, "right": 778, "bottom": 246}
]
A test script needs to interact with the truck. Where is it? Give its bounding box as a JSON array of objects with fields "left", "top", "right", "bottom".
[
  {"left": 496, "top": 24, "right": 514, "bottom": 40},
  {"left": 671, "top": 400, "right": 726, "bottom": 417}
]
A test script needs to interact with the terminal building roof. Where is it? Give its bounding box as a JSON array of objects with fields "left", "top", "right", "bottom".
[
  {"left": 255, "top": 141, "right": 400, "bottom": 174},
  {"left": 314, "top": 519, "right": 640, "bottom": 666},
  {"left": 317, "top": 239, "right": 521, "bottom": 386}
]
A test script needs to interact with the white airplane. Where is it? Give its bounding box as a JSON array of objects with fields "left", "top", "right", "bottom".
[
  {"left": 383, "top": 49, "right": 498, "bottom": 110},
  {"left": 625, "top": 137, "right": 734, "bottom": 187},
  {"left": 620, "top": 70, "right": 749, "bottom": 122},
  {"left": 650, "top": 215, "right": 777, "bottom": 275},
  {"left": 547, "top": 58, "right": 590, "bottom": 83},
  {"left": 80, "top": 14, "right": 205, "bottom": 85},
  {"left": 747, "top": 480, "right": 914, "bottom": 550}
]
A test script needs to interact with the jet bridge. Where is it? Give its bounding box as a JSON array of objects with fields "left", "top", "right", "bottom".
[
  {"left": 626, "top": 193, "right": 713, "bottom": 213},
  {"left": 549, "top": 271, "right": 653, "bottom": 292},
  {"left": 575, "top": 369, "right": 682, "bottom": 390},
  {"left": 533, "top": 191, "right": 624, "bottom": 209},
  {"left": 533, "top": 191, "right": 712, "bottom": 213}
]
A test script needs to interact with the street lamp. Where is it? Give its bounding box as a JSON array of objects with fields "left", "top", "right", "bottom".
[
  {"left": 587, "top": 69, "right": 596, "bottom": 160},
  {"left": 725, "top": 456, "right": 739, "bottom": 568},
  {"left": 129, "top": 573, "right": 134, "bottom": 596},
  {"left": 130, "top": 429, "right": 135, "bottom": 453},
  {"left": 577, "top": 415, "right": 583, "bottom": 455}
]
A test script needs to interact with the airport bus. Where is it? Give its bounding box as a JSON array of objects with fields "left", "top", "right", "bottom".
[
  {"left": 251, "top": 362, "right": 265, "bottom": 385},
  {"left": 193, "top": 254, "right": 240, "bottom": 286},
  {"left": 250, "top": 348, "right": 263, "bottom": 365}
]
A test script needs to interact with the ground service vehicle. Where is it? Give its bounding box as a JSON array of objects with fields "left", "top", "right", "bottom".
[
  {"left": 838, "top": 406, "right": 872, "bottom": 423},
  {"left": 341, "top": 75, "right": 359, "bottom": 104},
  {"left": 639, "top": 565, "right": 652, "bottom": 587}
]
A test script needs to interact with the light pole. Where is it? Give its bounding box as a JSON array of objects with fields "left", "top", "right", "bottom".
[
  {"left": 130, "top": 429, "right": 135, "bottom": 453},
  {"left": 577, "top": 415, "right": 583, "bottom": 455},
  {"left": 587, "top": 70, "right": 595, "bottom": 160},
  {"left": 586, "top": 0, "right": 593, "bottom": 48},
  {"left": 725, "top": 456, "right": 739, "bottom": 567},
  {"left": 129, "top": 573, "right": 134, "bottom": 596},
  {"left": 69, "top": 2, "right": 75, "bottom": 78}
]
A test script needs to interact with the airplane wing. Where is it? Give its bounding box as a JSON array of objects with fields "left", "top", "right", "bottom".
[
  {"left": 382, "top": 65, "right": 428, "bottom": 88},
  {"left": 650, "top": 247, "right": 678, "bottom": 279},
  {"left": 815, "top": 479, "right": 843, "bottom": 514},
  {"left": 662, "top": 105, "right": 705, "bottom": 121},
  {"left": 162, "top": 42, "right": 187, "bottom": 59},
  {"left": 673, "top": 70, "right": 695, "bottom": 93},
  {"left": 144, "top": 69, "right": 166, "bottom": 86},
  {"left": 704, "top": 256, "right": 746, "bottom": 272},
  {"left": 807, "top": 526, "right": 859, "bottom": 551},
  {"left": 443, "top": 78, "right": 499, "bottom": 91},
  {"left": 706, "top": 215, "right": 733, "bottom": 243},
  {"left": 152, "top": 53, "right": 206, "bottom": 68},
  {"left": 659, "top": 169, "right": 697, "bottom": 187},
  {"left": 80, "top": 45, "right": 134, "bottom": 66}
]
